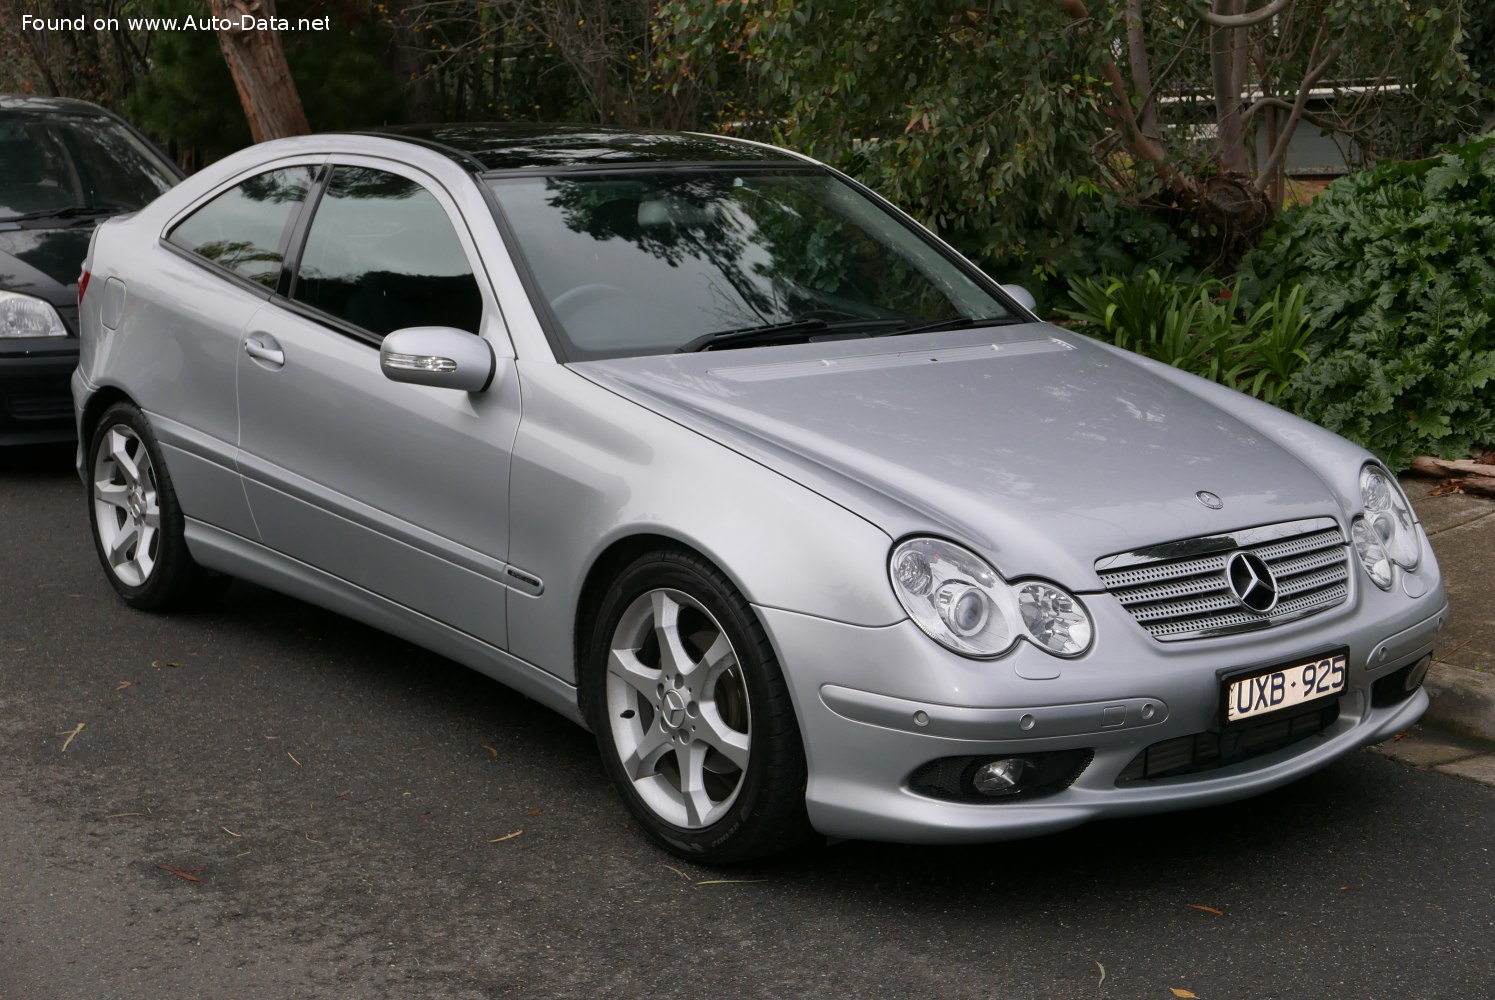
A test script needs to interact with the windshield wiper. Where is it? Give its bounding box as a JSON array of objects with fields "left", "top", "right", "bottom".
[
  {"left": 1, "top": 205, "right": 130, "bottom": 224},
  {"left": 871, "top": 314, "right": 1027, "bottom": 338},
  {"left": 675, "top": 317, "right": 904, "bottom": 353}
]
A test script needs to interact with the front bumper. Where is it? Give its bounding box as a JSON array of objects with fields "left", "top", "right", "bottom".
[
  {"left": 1, "top": 338, "right": 77, "bottom": 444},
  {"left": 759, "top": 567, "right": 1447, "bottom": 844}
]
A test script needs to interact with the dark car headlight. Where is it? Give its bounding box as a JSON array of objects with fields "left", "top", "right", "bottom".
[
  {"left": 890, "top": 537, "right": 1093, "bottom": 659},
  {"left": 0, "top": 290, "right": 68, "bottom": 338}
]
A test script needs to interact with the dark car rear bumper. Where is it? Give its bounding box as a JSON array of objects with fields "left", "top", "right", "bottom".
[{"left": 1, "top": 343, "right": 78, "bottom": 444}]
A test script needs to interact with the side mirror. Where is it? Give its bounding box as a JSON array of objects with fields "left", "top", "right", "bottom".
[
  {"left": 380, "top": 327, "right": 496, "bottom": 393},
  {"left": 1001, "top": 284, "right": 1037, "bottom": 314}
]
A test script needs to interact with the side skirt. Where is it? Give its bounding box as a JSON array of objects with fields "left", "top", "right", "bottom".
[{"left": 185, "top": 518, "right": 587, "bottom": 729}]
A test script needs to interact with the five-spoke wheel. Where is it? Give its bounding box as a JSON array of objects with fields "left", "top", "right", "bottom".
[
  {"left": 87, "top": 402, "right": 224, "bottom": 610},
  {"left": 605, "top": 587, "right": 753, "bottom": 829},
  {"left": 588, "top": 550, "right": 811, "bottom": 863},
  {"left": 92, "top": 421, "right": 161, "bottom": 588}
]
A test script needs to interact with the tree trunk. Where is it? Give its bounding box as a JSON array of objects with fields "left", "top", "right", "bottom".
[{"left": 210, "top": 0, "right": 310, "bottom": 142}]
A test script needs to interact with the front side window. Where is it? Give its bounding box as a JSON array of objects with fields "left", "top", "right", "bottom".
[
  {"left": 290, "top": 166, "right": 482, "bottom": 339},
  {"left": 486, "top": 167, "right": 1014, "bottom": 360},
  {"left": 167, "top": 166, "right": 314, "bottom": 288}
]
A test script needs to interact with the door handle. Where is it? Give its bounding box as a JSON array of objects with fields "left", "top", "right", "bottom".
[{"left": 244, "top": 334, "right": 284, "bottom": 368}]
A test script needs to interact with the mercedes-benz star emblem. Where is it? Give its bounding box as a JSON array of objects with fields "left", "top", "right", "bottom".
[
  {"left": 1196, "top": 490, "right": 1224, "bottom": 509},
  {"left": 1225, "top": 552, "right": 1278, "bottom": 613}
]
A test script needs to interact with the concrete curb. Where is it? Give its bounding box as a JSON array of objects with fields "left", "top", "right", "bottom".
[{"left": 1422, "top": 662, "right": 1495, "bottom": 744}]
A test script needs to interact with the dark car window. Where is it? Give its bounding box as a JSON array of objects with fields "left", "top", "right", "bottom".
[
  {"left": 167, "top": 166, "right": 315, "bottom": 288},
  {"left": 289, "top": 166, "right": 482, "bottom": 339},
  {"left": 486, "top": 167, "right": 1012, "bottom": 360},
  {"left": 0, "top": 113, "right": 177, "bottom": 220}
]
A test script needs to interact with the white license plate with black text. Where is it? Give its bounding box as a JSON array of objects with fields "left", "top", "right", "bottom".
[{"left": 1226, "top": 652, "right": 1348, "bottom": 723}]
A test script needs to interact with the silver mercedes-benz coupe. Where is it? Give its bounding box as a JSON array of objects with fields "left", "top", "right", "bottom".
[{"left": 74, "top": 125, "right": 1446, "bottom": 862}]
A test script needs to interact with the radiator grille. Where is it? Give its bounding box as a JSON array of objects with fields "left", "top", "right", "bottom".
[{"left": 1096, "top": 517, "right": 1350, "bottom": 642}]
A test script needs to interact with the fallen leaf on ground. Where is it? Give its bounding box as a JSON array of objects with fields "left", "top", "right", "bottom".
[
  {"left": 1095, "top": 961, "right": 1106, "bottom": 987},
  {"left": 286, "top": 752, "right": 301, "bottom": 766},
  {"left": 151, "top": 660, "right": 185, "bottom": 669},
  {"left": 1392, "top": 731, "right": 1409, "bottom": 741},
  {"left": 661, "top": 864, "right": 692, "bottom": 882},
  {"left": 1171, "top": 990, "right": 1198, "bottom": 999},
  {"left": 489, "top": 830, "right": 523, "bottom": 843},
  {"left": 1340, "top": 885, "right": 1352, "bottom": 891},
  {"left": 1428, "top": 479, "right": 1462, "bottom": 497},
  {"left": 1189, "top": 904, "right": 1224, "bottom": 916},
  {"left": 524, "top": 808, "right": 544, "bottom": 817},
  {"left": 482, "top": 745, "right": 498, "bottom": 758},
  {"left": 116, "top": 680, "right": 132, "bottom": 690},
  {"left": 156, "top": 864, "right": 202, "bottom": 882},
  {"left": 56, "top": 723, "right": 85, "bottom": 753}
]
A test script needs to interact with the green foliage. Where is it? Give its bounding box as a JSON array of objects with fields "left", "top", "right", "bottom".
[
  {"left": 125, "top": 0, "right": 405, "bottom": 164},
  {"left": 1238, "top": 137, "right": 1495, "bottom": 468},
  {"left": 658, "top": 0, "right": 1122, "bottom": 284},
  {"left": 1061, "top": 269, "right": 1317, "bottom": 406}
]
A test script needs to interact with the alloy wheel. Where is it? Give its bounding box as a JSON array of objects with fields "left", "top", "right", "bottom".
[
  {"left": 92, "top": 423, "right": 161, "bottom": 588},
  {"left": 604, "top": 587, "right": 752, "bottom": 829}
]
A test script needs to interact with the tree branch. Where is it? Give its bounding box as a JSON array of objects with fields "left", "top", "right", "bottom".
[
  {"left": 1257, "top": 33, "right": 1343, "bottom": 185},
  {"left": 1200, "top": 0, "right": 1293, "bottom": 29},
  {"left": 1054, "top": 0, "right": 1195, "bottom": 197},
  {"left": 1124, "top": 0, "right": 1159, "bottom": 141}
]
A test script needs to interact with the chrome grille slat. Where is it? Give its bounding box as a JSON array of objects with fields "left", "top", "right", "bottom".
[
  {"left": 1253, "top": 529, "right": 1344, "bottom": 563},
  {"left": 1097, "top": 518, "right": 1351, "bottom": 642}
]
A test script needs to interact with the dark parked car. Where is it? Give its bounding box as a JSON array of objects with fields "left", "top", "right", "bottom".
[{"left": 1, "top": 95, "right": 181, "bottom": 445}]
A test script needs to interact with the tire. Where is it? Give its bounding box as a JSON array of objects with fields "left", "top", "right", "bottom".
[
  {"left": 86, "top": 402, "right": 225, "bottom": 611},
  {"left": 586, "top": 549, "right": 812, "bottom": 864}
]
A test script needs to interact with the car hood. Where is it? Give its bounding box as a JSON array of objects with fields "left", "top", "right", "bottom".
[
  {"left": 571, "top": 324, "right": 1343, "bottom": 589},
  {"left": 0, "top": 225, "right": 90, "bottom": 304}
]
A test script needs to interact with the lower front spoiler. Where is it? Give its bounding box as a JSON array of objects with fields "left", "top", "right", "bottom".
[
  {"left": 802, "top": 688, "right": 1426, "bottom": 845},
  {"left": 756, "top": 603, "right": 1440, "bottom": 846}
]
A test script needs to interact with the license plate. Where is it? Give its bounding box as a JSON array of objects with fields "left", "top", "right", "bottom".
[{"left": 1225, "top": 652, "right": 1347, "bottom": 724}]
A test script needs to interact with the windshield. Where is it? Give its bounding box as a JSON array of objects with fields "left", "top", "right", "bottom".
[
  {"left": 0, "top": 113, "right": 178, "bottom": 222},
  {"left": 486, "top": 167, "right": 1014, "bottom": 359}
]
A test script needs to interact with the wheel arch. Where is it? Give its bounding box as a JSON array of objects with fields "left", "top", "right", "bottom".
[
  {"left": 573, "top": 532, "right": 750, "bottom": 726},
  {"left": 79, "top": 384, "right": 136, "bottom": 454}
]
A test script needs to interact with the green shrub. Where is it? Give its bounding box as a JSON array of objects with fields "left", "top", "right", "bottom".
[
  {"left": 1238, "top": 137, "right": 1495, "bottom": 469},
  {"left": 1061, "top": 269, "right": 1316, "bottom": 406}
]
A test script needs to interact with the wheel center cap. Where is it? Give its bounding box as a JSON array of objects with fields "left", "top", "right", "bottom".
[{"left": 661, "top": 688, "right": 689, "bottom": 729}]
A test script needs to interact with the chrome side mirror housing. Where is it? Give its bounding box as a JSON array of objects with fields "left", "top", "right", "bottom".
[{"left": 379, "top": 327, "right": 496, "bottom": 392}]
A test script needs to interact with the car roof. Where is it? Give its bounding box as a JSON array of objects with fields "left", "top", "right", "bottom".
[
  {"left": 357, "top": 123, "right": 800, "bottom": 172},
  {"left": 0, "top": 94, "right": 117, "bottom": 117}
]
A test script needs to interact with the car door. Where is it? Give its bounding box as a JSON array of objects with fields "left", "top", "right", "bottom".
[
  {"left": 234, "top": 158, "right": 519, "bottom": 649},
  {"left": 141, "top": 160, "right": 320, "bottom": 538}
]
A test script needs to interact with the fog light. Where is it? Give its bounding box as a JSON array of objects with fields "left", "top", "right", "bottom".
[
  {"left": 1405, "top": 655, "right": 1432, "bottom": 693},
  {"left": 972, "top": 758, "right": 1030, "bottom": 796}
]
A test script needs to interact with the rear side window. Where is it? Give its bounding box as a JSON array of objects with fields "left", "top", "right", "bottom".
[
  {"left": 167, "top": 166, "right": 314, "bottom": 288},
  {"left": 289, "top": 165, "right": 482, "bottom": 339}
]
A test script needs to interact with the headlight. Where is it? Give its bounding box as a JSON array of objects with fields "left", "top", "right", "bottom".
[
  {"left": 1359, "top": 465, "right": 1420, "bottom": 570},
  {"left": 0, "top": 290, "right": 68, "bottom": 338},
  {"left": 1350, "top": 517, "right": 1393, "bottom": 590},
  {"left": 889, "top": 538, "right": 1092, "bottom": 659}
]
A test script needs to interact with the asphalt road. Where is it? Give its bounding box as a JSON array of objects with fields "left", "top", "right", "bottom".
[{"left": 3, "top": 443, "right": 1494, "bottom": 999}]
